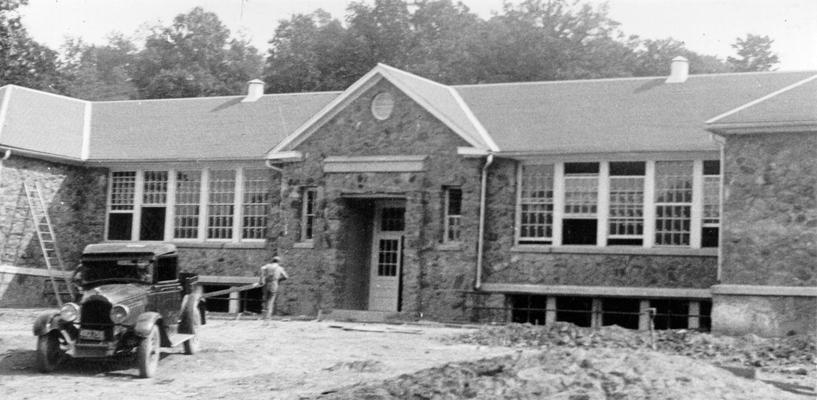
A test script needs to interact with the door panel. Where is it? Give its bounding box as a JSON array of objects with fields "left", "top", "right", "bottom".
[{"left": 368, "top": 202, "right": 405, "bottom": 311}]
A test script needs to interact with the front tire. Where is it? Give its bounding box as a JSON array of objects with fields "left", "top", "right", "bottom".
[
  {"left": 35, "top": 332, "right": 62, "bottom": 373},
  {"left": 137, "top": 325, "right": 160, "bottom": 378}
]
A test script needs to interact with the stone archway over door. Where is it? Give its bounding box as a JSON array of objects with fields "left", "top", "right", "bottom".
[{"left": 368, "top": 200, "right": 405, "bottom": 311}]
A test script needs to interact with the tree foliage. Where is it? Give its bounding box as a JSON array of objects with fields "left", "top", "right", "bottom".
[
  {"left": 130, "top": 7, "right": 263, "bottom": 99},
  {"left": 0, "top": 0, "right": 65, "bottom": 92},
  {"left": 61, "top": 34, "right": 138, "bottom": 100},
  {"left": 727, "top": 34, "right": 780, "bottom": 72}
]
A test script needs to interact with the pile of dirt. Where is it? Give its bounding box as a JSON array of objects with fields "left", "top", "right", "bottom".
[
  {"left": 447, "top": 323, "right": 816, "bottom": 374},
  {"left": 317, "top": 348, "right": 807, "bottom": 400}
]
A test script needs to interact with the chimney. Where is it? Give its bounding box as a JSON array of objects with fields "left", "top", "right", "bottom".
[
  {"left": 242, "top": 79, "right": 265, "bottom": 102},
  {"left": 665, "top": 56, "right": 689, "bottom": 83}
]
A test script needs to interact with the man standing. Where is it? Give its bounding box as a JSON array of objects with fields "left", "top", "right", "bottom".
[{"left": 259, "top": 256, "right": 288, "bottom": 320}]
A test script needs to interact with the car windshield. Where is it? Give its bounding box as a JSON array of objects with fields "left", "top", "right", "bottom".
[{"left": 80, "top": 258, "right": 153, "bottom": 285}]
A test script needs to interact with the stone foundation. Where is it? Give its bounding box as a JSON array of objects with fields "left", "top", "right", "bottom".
[{"left": 712, "top": 291, "right": 817, "bottom": 337}]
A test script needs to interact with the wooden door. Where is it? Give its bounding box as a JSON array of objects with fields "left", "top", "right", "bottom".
[{"left": 368, "top": 202, "right": 405, "bottom": 311}]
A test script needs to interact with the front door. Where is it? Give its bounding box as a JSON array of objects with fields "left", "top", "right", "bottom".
[{"left": 368, "top": 201, "right": 405, "bottom": 311}]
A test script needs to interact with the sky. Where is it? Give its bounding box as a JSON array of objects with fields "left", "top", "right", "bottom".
[{"left": 19, "top": 0, "right": 817, "bottom": 71}]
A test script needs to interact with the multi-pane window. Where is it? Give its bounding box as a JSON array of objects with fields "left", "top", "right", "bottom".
[
  {"left": 300, "top": 188, "right": 317, "bottom": 241},
  {"left": 702, "top": 160, "right": 720, "bottom": 248},
  {"left": 242, "top": 169, "right": 269, "bottom": 240},
  {"left": 207, "top": 170, "right": 236, "bottom": 239},
  {"left": 444, "top": 187, "right": 462, "bottom": 242},
  {"left": 174, "top": 170, "right": 201, "bottom": 239},
  {"left": 107, "top": 168, "right": 265, "bottom": 243},
  {"left": 562, "top": 162, "right": 599, "bottom": 245},
  {"left": 140, "top": 171, "right": 168, "bottom": 241},
  {"left": 654, "top": 161, "right": 693, "bottom": 246},
  {"left": 518, "top": 164, "right": 554, "bottom": 244},
  {"left": 107, "top": 172, "right": 136, "bottom": 240},
  {"left": 608, "top": 162, "right": 645, "bottom": 246},
  {"left": 516, "top": 159, "right": 719, "bottom": 250}
]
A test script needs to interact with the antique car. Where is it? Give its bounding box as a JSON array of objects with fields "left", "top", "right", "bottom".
[{"left": 32, "top": 243, "right": 204, "bottom": 378}]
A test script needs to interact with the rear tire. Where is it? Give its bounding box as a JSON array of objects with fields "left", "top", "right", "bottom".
[
  {"left": 35, "top": 332, "right": 62, "bottom": 373},
  {"left": 137, "top": 325, "right": 160, "bottom": 378}
]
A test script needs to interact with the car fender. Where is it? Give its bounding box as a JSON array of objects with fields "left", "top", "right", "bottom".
[
  {"left": 32, "top": 311, "right": 60, "bottom": 336},
  {"left": 134, "top": 311, "right": 162, "bottom": 338}
]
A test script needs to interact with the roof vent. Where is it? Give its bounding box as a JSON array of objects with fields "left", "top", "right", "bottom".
[
  {"left": 665, "top": 56, "right": 689, "bottom": 83},
  {"left": 242, "top": 79, "right": 265, "bottom": 102}
]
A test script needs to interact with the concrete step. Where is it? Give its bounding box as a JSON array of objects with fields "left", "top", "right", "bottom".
[{"left": 321, "top": 309, "right": 417, "bottom": 323}]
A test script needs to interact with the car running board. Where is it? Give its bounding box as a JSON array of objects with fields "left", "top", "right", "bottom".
[{"left": 167, "top": 333, "right": 195, "bottom": 348}]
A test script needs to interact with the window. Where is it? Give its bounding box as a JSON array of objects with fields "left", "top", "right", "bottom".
[
  {"left": 107, "top": 171, "right": 136, "bottom": 240},
  {"left": 207, "top": 170, "right": 236, "bottom": 239},
  {"left": 608, "top": 162, "right": 645, "bottom": 246},
  {"left": 518, "top": 164, "right": 554, "bottom": 244},
  {"left": 515, "top": 158, "right": 719, "bottom": 250},
  {"left": 300, "top": 188, "right": 317, "bottom": 241},
  {"left": 702, "top": 160, "right": 720, "bottom": 248},
  {"left": 174, "top": 170, "right": 201, "bottom": 239},
  {"left": 242, "top": 169, "right": 270, "bottom": 240},
  {"left": 562, "top": 162, "right": 598, "bottom": 245},
  {"left": 654, "top": 161, "right": 693, "bottom": 246},
  {"left": 106, "top": 167, "right": 267, "bottom": 243},
  {"left": 443, "top": 187, "right": 462, "bottom": 242},
  {"left": 140, "top": 171, "right": 168, "bottom": 241}
]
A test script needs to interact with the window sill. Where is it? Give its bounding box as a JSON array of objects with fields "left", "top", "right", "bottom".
[
  {"left": 172, "top": 241, "right": 267, "bottom": 249},
  {"left": 436, "top": 242, "right": 463, "bottom": 251},
  {"left": 293, "top": 241, "right": 315, "bottom": 249},
  {"left": 510, "top": 245, "right": 718, "bottom": 257}
]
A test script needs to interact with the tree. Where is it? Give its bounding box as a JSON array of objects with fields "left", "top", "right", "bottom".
[
  {"left": 61, "top": 34, "right": 138, "bottom": 100},
  {"left": 628, "top": 38, "right": 730, "bottom": 77},
  {"left": 131, "top": 7, "right": 263, "bottom": 99},
  {"left": 0, "top": 0, "right": 66, "bottom": 92},
  {"left": 727, "top": 34, "right": 779, "bottom": 72}
]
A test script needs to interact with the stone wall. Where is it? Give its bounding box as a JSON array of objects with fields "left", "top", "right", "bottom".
[
  {"left": 270, "top": 78, "right": 483, "bottom": 321},
  {"left": 721, "top": 132, "right": 817, "bottom": 287},
  {"left": 481, "top": 158, "right": 718, "bottom": 289},
  {"left": 0, "top": 155, "right": 107, "bottom": 306}
]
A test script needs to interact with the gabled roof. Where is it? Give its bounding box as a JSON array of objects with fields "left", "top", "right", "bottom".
[
  {"left": 454, "top": 71, "right": 817, "bottom": 154},
  {"left": 706, "top": 74, "right": 817, "bottom": 134},
  {"left": 267, "top": 63, "right": 497, "bottom": 156},
  {"left": 89, "top": 92, "right": 338, "bottom": 161},
  {"left": 0, "top": 85, "right": 89, "bottom": 161}
]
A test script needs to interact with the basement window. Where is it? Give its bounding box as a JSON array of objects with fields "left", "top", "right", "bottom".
[
  {"left": 601, "top": 298, "right": 640, "bottom": 329},
  {"left": 555, "top": 296, "right": 593, "bottom": 327},
  {"left": 562, "top": 163, "right": 599, "bottom": 245},
  {"left": 651, "top": 299, "right": 689, "bottom": 330},
  {"left": 510, "top": 295, "right": 548, "bottom": 325}
]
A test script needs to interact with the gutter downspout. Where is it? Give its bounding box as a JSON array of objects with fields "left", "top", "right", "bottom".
[{"left": 475, "top": 152, "right": 494, "bottom": 290}]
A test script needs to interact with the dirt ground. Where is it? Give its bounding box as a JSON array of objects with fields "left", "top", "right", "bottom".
[{"left": 1, "top": 308, "right": 815, "bottom": 399}]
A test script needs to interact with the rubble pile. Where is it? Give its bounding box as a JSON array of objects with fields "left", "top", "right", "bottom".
[
  {"left": 448, "top": 323, "right": 816, "bottom": 373},
  {"left": 317, "top": 348, "right": 807, "bottom": 400}
]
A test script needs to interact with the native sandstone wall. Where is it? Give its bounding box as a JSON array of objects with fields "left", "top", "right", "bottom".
[
  {"left": 0, "top": 156, "right": 107, "bottom": 306},
  {"left": 270, "top": 78, "right": 482, "bottom": 320}
]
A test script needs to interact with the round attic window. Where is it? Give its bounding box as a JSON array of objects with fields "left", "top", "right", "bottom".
[{"left": 371, "top": 92, "right": 394, "bottom": 120}]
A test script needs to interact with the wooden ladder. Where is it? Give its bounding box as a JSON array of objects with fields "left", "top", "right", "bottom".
[{"left": 23, "top": 181, "right": 75, "bottom": 306}]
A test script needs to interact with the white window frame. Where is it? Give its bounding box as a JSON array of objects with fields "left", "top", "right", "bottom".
[
  {"left": 104, "top": 166, "right": 267, "bottom": 243},
  {"left": 443, "top": 187, "right": 462, "bottom": 243},
  {"left": 515, "top": 154, "right": 719, "bottom": 250},
  {"left": 299, "top": 187, "right": 318, "bottom": 242},
  {"left": 515, "top": 163, "right": 555, "bottom": 245}
]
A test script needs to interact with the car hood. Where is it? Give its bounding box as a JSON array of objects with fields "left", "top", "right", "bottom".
[{"left": 82, "top": 284, "right": 148, "bottom": 306}]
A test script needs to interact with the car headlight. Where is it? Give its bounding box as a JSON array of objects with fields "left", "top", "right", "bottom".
[
  {"left": 109, "top": 304, "right": 130, "bottom": 324},
  {"left": 60, "top": 303, "right": 79, "bottom": 322}
]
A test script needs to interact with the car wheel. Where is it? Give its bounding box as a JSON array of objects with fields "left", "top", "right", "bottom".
[
  {"left": 35, "top": 332, "right": 62, "bottom": 373},
  {"left": 137, "top": 325, "right": 160, "bottom": 378},
  {"left": 183, "top": 303, "right": 201, "bottom": 355}
]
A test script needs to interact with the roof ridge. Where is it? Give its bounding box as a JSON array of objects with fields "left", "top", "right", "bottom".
[
  {"left": 705, "top": 73, "right": 817, "bottom": 125},
  {"left": 92, "top": 90, "right": 342, "bottom": 104},
  {"left": 453, "top": 70, "right": 817, "bottom": 89}
]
